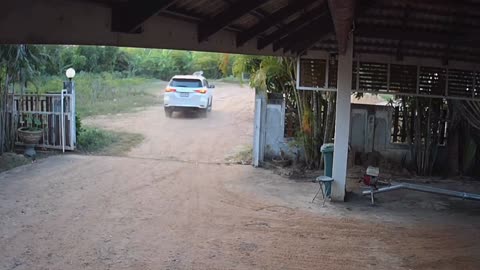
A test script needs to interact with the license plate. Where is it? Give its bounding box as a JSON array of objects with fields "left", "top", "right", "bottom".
[{"left": 180, "top": 92, "right": 189, "bottom": 97}]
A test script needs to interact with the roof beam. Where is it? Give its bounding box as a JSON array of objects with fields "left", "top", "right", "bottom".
[
  {"left": 283, "top": 15, "right": 334, "bottom": 53},
  {"left": 236, "top": 0, "right": 315, "bottom": 47},
  {"left": 442, "top": 4, "right": 466, "bottom": 65},
  {"left": 355, "top": 25, "right": 480, "bottom": 47},
  {"left": 356, "top": 48, "right": 480, "bottom": 63},
  {"left": 290, "top": 0, "right": 375, "bottom": 54},
  {"left": 273, "top": 12, "right": 331, "bottom": 52},
  {"left": 395, "top": 5, "right": 411, "bottom": 61},
  {"left": 328, "top": 0, "right": 356, "bottom": 54},
  {"left": 257, "top": 3, "right": 329, "bottom": 50},
  {"left": 198, "top": 0, "right": 270, "bottom": 42},
  {"left": 111, "top": 0, "right": 178, "bottom": 33}
]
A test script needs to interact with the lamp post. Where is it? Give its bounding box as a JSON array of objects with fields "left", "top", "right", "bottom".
[
  {"left": 64, "top": 68, "right": 76, "bottom": 93},
  {"left": 63, "top": 68, "right": 77, "bottom": 150}
]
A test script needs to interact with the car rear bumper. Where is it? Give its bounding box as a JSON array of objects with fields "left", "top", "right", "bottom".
[{"left": 164, "top": 94, "right": 208, "bottom": 109}]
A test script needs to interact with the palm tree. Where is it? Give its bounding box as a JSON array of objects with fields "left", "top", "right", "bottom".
[
  {"left": 233, "top": 56, "right": 334, "bottom": 168},
  {"left": 0, "top": 45, "right": 44, "bottom": 154}
]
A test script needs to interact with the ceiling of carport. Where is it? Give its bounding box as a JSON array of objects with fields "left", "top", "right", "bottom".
[{"left": 3, "top": 0, "right": 480, "bottom": 64}]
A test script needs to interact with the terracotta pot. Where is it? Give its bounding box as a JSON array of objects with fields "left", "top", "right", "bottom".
[{"left": 17, "top": 127, "right": 43, "bottom": 145}]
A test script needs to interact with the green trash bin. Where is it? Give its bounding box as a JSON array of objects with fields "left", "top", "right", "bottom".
[
  {"left": 321, "top": 143, "right": 334, "bottom": 177},
  {"left": 320, "top": 143, "right": 334, "bottom": 197}
]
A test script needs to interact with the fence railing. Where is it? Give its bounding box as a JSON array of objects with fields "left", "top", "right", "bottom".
[{"left": 8, "top": 90, "right": 76, "bottom": 151}]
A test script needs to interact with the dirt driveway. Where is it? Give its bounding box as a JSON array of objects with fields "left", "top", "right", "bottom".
[{"left": 1, "top": 83, "right": 479, "bottom": 270}]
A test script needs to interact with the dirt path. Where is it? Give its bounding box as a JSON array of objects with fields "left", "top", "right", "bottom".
[
  {"left": 1, "top": 83, "right": 479, "bottom": 270},
  {"left": 85, "top": 82, "right": 253, "bottom": 163}
]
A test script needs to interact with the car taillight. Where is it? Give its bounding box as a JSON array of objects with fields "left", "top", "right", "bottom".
[
  {"left": 195, "top": 89, "right": 207, "bottom": 94},
  {"left": 165, "top": 87, "right": 176, "bottom": 92}
]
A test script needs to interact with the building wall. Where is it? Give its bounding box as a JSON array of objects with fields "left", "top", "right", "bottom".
[{"left": 350, "top": 104, "right": 411, "bottom": 165}]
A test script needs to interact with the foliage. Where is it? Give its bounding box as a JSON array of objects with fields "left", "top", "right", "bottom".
[
  {"left": 226, "top": 145, "right": 253, "bottom": 165},
  {"left": 233, "top": 55, "right": 334, "bottom": 169},
  {"left": 24, "top": 114, "right": 42, "bottom": 131},
  {"left": 0, "top": 45, "right": 50, "bottom": 153},
  {"left": 0, "top": 153, "right": 31, "bottom": 173},
  {"left": 77, "top": 127, "right": 143, "bottom": 155},
  {"left": 0, "top": 44, "right": 236, "bottom": 157},
  {"left": 77, "top": 127, "right": 117, "bottom": 153},
  {"left": 76, "top": 114, "right": 83, "bottom": 138},
  {"left": 36, "top": 73, "right": 164, "bottom": 117},
  {"left": 31, "top": 45, "right": 236, "bottom": 80},
  {"left": 0, "top": 45, "right": 46, "bottom": 88}
]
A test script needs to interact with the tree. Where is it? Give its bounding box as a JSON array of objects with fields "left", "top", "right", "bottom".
[
  {"left": 0, "top": 45, "right": 46, "bottom": 153},
  {"left": 233, "top": 55, "right": 332, "bottom": 168},
  {"left": 192, "top": 52, "right": 221, "bottom": 78}
]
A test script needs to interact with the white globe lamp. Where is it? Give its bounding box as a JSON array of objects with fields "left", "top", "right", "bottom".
[{"left": 66, "top": 68, "right": 76, "bottom": 80}]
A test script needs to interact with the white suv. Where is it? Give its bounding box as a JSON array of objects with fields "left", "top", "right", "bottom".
[{"left": 163, "top": 73, "right": 214, "bottom": 118}]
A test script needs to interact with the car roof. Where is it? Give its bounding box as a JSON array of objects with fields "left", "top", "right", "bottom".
[{"left": 171, "top": 75, "right": 206, "bottom": 80}]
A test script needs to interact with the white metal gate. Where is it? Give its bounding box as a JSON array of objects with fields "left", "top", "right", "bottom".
[{"left": 9, "top": 89, "right": 76, "bottom": 151}]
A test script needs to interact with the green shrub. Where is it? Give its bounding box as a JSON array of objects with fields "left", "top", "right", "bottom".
[
  {"left": 77, "top": 127, "right": 144, "bottom": 155},
  {"left": 77, "top": 128, "right": 117, "bottom": 153}
]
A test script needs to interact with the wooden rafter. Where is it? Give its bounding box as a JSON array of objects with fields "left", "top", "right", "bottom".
[
  {"left": 288, "top": 20, "right": 337, "bottom": 53},
  {"left": 328, "top": 0, "right": 356, "bottom": 54},
  {"left": 282, "top": 15, "right": 334, "bottom": 53},
  {"left": 442, "top": 5, "right": 466, "bottom": 65},
  {"left": 355, "top": 25, "right": 480, "bottom": 47},
  {"left": 257, "top": 3, "right": 329, "bottom": 50},
  {"left": 395, "top": 5, "right": 411, "bottom": 61},
  {"left": 236, "top": 0, "right": 315, "bottom": 47},
  {"left": 111, "top": 0, "right": 178, "bottom": 33},
  {"left": 290, "top": 0, "right": 374, "bottom": 54},
  {"left": 197, "top": 0, "right": 270, "bottom": 42}
]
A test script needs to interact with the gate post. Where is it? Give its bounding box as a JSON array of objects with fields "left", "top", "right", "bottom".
[
  {"left": 253, "top": 90, "right": 266, "bottom": 167},
  {"left": 64, "top": 79, "right": 76, "bottom": 149}
]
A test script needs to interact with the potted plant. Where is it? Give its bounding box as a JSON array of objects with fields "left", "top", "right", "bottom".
[{"left": 17, "top": 114, "right": 43, "bottom": 145}]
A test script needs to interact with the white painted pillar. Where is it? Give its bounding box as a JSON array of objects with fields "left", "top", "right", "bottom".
[{"left": 331, "top": 34, "right": 353, "bottom": 201}]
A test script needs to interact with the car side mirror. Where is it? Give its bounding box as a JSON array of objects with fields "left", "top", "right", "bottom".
[{"left": 208, "top": 85, "right": 215, "bottom": 89}]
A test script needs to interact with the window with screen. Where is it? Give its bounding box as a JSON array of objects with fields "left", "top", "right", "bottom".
[{"left": 298, "top": 58, "right": 327, "bottom": 89}]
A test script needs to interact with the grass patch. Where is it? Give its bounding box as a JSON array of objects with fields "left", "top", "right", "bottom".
[
  {"left": 0, "top": 153, "right": 31, "bottom": 173},
  {"left": 77, "top": 80, "right": 167, "bottom": 117},
  {"left": 78, "top": 92, "right": 162, "bottom": 117},
  {"left": 77, "top": 127, "right": 144, "bottom": 156},
  {"left": 36, "top": 74, "right": 167, "bottom": 118},
  {"left": 226, "top": 145, "right": 253, "bottom": 165}
]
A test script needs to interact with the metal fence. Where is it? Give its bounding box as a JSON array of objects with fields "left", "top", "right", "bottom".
[{"left": 8, "top": 90, "right": 76, "bottom": 151}]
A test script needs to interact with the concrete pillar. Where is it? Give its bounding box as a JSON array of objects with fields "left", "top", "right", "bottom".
[{"left": 331, "top": 34, "right": 353, "bottom": 201}]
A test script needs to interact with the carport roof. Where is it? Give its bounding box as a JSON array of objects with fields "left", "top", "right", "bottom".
[{"left": 4, "top": 0, "right": 480, "bottom": 63}]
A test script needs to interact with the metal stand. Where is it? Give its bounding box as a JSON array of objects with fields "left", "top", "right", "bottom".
[
  {"left": 370, "top": 186, "right": 375, "bottom": 205},
  {"left": 312, "top": 183, "right": 325, "bottom": 204},
  {"left": 312, "top": 176, "right": 334, "bottom": 206}
]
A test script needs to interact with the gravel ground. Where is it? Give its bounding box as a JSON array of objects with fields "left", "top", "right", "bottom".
[{"left": 1, "top": 82, "right": 479, "bottom": 270}]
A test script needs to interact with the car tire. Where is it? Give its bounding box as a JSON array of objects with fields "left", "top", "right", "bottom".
[
  {"left": 165, "top": 108, "right": 173, "bottom": 118},
  {"left": 208, "top": 98, "right": 213, "bottom": 112},
  {"left": 200, "top": 108, "right": 208, "bottom": 118}
]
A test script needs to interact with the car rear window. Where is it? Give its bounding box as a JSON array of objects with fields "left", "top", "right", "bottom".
[{"left": 170, "top": 79, "right": 203, "bottom": 87}]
